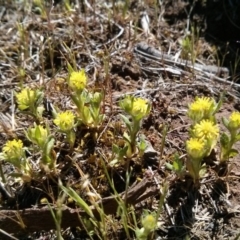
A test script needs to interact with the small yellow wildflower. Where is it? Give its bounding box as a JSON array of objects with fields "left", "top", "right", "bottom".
[
  {"left": 68, "top": 69, "right": 87, "bottom": 91},
  {"left": 132, "top": 98, "right": 149, "bottom": 116},
  {"left": 119, "top": 96, "right": 150, "bottom": 120},
  {"left": 188, "top": 97, "right": 214, "bottom": 122},
  {"left": 186, "top": 138, "right": 205, "bottom": 159},
  {"left": 141, "top": 214, "right": 156, "bottom": 231},
  {"left": 3, "top": 139, "right": 24, "bottom": 160},
  {"left": 15, "top": 88, "right": 35, "bottom": 110},
  {"left": 193, "top": 119, "right": 219, "bottom": 140},
  {"left": 229, "top": 111, "right": 240, "bottom": 130},
  {"left": 54, "top": 111, "right": 75, "bottom": 132}
]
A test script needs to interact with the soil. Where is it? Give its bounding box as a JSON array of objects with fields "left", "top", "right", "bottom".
[{"left": 0, "top": 0, "right": 240, "bottom": 239}]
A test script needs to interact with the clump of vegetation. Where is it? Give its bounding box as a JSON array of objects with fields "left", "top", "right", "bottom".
[{"left": 1, "top": 0, "right": 240, "bottom": 239}]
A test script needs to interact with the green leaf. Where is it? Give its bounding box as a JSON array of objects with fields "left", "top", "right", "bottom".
[
  {"left": 213, "top": 92, "right": 224, "bottom": 115},
  {"left": 89, "top": 105, "right": 100, "bottom": 122},
  {"left": 71, "top": 95, "right": 81, "bottom": 109},
  {"left": 234, "top": 133, "right": 240, "bottom": 142},
  {"left": 67, "top": 62, "right": 74, "bottom": 74},
  {"left": 228, "top": 149, "right": 239, "bottom": 158},
  {"left": 35, "top": 125, "right": 42, "bottom": 140},
  {"left": 61, "top": 185, "right": 95, "bottom": 219},
  {"left": 119, "top": 145, "right": 128, "bottom": 158},
  {"left": 35, "top": 90, "right": 44, "bottom": 106},
  {"left": 222, "top": 117, "right": 229, "bottom": 129},
  {"left": 44, "top": 136, "right": 55, "bottom": 156},
  {"left": 123, "top": 132, "right": 131, "bottom": 144},
  {"left": 173, "top": 157, "right": 183, "bottom": 172},
  {"left": 199, "top": 164, "right": 207, "bottom": 178},
  {"left": 165, "top": 162, "right": 173, "bottom": 170},
  {"left": 112, "top": 144, "right": 120, "bottom": 154},
  {"left": 220, "top": 132, "right": 230, "bottom": 147},
  {"left": 120, "top": 114, "right": 131, "bottom": 131}
]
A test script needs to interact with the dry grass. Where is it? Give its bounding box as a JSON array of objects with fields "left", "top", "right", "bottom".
[{"left": 0, "top": 0, "right": 240, "bottom": 239}]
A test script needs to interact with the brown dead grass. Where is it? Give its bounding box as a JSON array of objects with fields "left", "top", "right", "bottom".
[{"left": 0, "top": 0, "right": 240, "bottom": 239}]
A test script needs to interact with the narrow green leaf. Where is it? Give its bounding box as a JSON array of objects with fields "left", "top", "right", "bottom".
[
  {"left": 222, "top": 117, "right": 229, "bottom": 129},
  {"left": 165, "top": 163, "right": 173, "bottom": 170},
  {"left": 44, "top": 137, "right": 55, "bottom": 156},
  {"left": 67, "top": 62, "right": 74, "bottom": 73},
  {"left": 60, "top": 185, "right": 95, "bottom": 219},
  {"left": 123, "top": 132, "right": 131, "bottom": 143},
  {"left": 120, "top": 114, "right": 131, "bottom": 131},
  {"left": 213, "top": 92, "right": 224, "bottom": 115},
  {"left": 229, "top": 149, "right": 239, "bottom": 158},
  {"left": 234, "top": 133, "right": 240, "bottom": 142},
  {"left": 220, "top": 132, "right": 230, "bottom": 147},
  {"left": 112, "top": 144, "right": 120, "bottom": 153},
  {"left": 35, "top": 125, "right": 42, "bottom": 140}
]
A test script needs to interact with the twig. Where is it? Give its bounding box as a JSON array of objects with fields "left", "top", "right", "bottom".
[
  {"left": 134, "top": 42, "right": 229, "bottom": 76},
  {"left": 0, "top": 175, "right": 159, "bottom": 236}
]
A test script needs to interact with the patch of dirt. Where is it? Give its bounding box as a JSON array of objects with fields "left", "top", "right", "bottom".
[{"left": 0, "top": 0, "right": 240, "bottom": 239}]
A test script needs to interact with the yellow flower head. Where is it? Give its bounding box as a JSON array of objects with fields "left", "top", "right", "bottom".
[
  {"left": 119, "top": 96, "right": 151, "bottom": 120},
  {"left": 68, "top": 69, "right": 87, "bottom": 91},
  {"left": 186, "top": 138, "right": 205, "bottom": 159},
  {"left": 229, "top": 111, "right": 240, "bottom": 130},
  {"left": 141, "top": 214, "right": 156, "bottom": 231},
  {"left": 193, "top": 119, "right": 219, "bottom": 140},
  {"left": 15, "top": 88, "right": 35, "bottom": 110},
  {"left": 132, "top": 98, "right": 149, "bottom": 116},
  {"left": 2, "top": 139, "right": 24, "bottom": 160},
  {"left": 54, "top": 111, "right": 75, "bottom": 132},
  {"left": 188, "top": 97, "right": 215, "bottom": 122}
]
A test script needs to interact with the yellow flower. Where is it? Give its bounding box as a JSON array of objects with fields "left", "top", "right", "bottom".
[
  {"left": 229, "top": 111, "right": 240, "bottom": 130},
  {"left": 186, "top": 138, "right": 205, "bottom": 159},
  {"left": 68, "top": 69, "right": 87, "bottom": 91},
  {"left": 54, "top": 111, "right": 75, "bottom": 132},
  {"left": 2, "top": 139, "right": 24, "bottom": 160},
  {"left": 119, "top": 96, "right": 151, "bottom": 121},
  {"left": 193, "top": 119, "right": 219, "bottom": 140},
  {"left": 188, "top": 97, "right": 214, "bottom": 122},
  {"left": 141, "top": 214, "right": 156, "bottom": 231},
  {"left": 132, "top": 98, "right": 149, "bottom": 117},
  {"left": 15, "top": 88, "right": 35, "bottom": 110}
]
